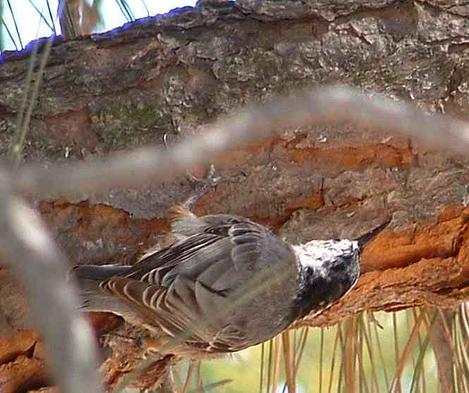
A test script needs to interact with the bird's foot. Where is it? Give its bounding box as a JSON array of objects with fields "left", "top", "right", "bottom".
[
  {"left": 162, "top": 132, "right": 222, "bottom": 211},
  {"left": 183, "top": 163, "right": 221, "bottom": 211},
  {"left": 464, "top": 185, "right": 469, "bottom": 207}
]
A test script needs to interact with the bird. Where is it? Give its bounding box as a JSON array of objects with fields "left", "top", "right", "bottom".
[{"left": 73, "top": 205, "right": 386, "bottom": 358}]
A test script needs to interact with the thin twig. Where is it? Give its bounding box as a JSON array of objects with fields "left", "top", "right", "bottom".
[{"left": 0, "top": 177, "right": 103, "bottom": 393}]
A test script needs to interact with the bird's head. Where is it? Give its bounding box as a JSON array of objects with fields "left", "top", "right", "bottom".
[
  {"left": 290, "top": 220, "right": 389, "bottom": 319},
  {"left": 291, "top": 239, "right": 360, "bottom": 318}
]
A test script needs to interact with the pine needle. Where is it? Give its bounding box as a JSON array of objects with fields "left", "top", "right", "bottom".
[
  {"left": 319, "top": 328, "right": 324, "bottom": 393},
  {"left": 343, "top": 317, "right": 357, "bottom": 393},
  {"left": 266, "top": 339, "right": 274, "bottom": 393},
  {"left": 369, "top": 312, "right": 390, "bottom": 390},
  {"left": 390, "top": 309, "right": 426, "bottom": 391},
  {"left": 271, "top": 336, "right": 282, "bottom": 393},
  {"left": 5, "top": 0, "right": 23, "bottom": 48},
  {"left": 10, "top": 37, "right": 53, "bottom": 165},
  {"left": 1, "top": 16, "right": 19, "bottom": 51},
  {"left": 327, "top": 325, "right": 341, "bottom": 393},
  {"left": 358, "top": 315, "right": 380, "bottom": 393},
  {"left": 182, "top": 361, "right": 195, "bottom": 393},
  {"left": 282, "top": 331, "right": 295, "bottom": 393},
  {"left": 260, "top": 343, "right": 265, "bottom": 393}
]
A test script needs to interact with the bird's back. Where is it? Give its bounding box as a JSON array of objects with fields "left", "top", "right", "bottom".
[{"left": 74, "top": 209, "right": 299, "bottom": 355}]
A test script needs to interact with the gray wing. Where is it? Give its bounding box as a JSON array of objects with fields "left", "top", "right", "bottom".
[
  {"left": 169, "top": 205, "right": 253, "bottom": 237},
  {"left": 99, "top": 214, "right": 297, "bottom": 353}
]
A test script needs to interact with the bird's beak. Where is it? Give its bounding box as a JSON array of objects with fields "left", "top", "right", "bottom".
[{"left": 355, "top": 217, "right": 392, "bottom": 249}]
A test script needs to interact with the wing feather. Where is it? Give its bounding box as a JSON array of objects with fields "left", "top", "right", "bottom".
[{"left": 90, "top": 214, "right": 296, "bottom": 353}]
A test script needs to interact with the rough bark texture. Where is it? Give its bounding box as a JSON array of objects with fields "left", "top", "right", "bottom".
[{"left": 2, "top": 0, "right": 469, "bottom": 390}]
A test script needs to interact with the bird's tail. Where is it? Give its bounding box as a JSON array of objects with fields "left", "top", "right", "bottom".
[{"left": 71, "top": 264, "right": 132, "bottom": 313}]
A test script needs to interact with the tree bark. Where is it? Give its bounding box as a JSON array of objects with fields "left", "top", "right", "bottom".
[{"left": 2, "top": 0, "right": 469, "bottom": 390}]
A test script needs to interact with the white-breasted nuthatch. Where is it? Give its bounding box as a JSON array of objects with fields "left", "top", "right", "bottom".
[{"left": 73, "top": 206, "right": 386, "bottom": 357}]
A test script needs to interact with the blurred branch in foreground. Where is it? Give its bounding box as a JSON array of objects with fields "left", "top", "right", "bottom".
[
  {"left": 0, "top": 173, "right": 103, "bottom": 393},
  {"left": 10, "top": 85, "right": 469, "bottom": 199}
]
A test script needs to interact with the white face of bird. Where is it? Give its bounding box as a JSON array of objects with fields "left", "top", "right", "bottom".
[
  {"left": 293, "top": 239, "right": 360, "bottom": 284},
  {"left": 293, "top": 239, "right": 360, "bottom": 270},
  {"left": 290, "top": 239, "right": 361, "bottom": 319}
]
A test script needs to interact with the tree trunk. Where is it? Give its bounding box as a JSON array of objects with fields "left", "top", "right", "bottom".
[{"left": 1, "top": 0, "right": 469, "bottom": 390}]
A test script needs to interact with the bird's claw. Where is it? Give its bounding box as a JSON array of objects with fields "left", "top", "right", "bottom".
[
  {"left": 463, "top": 185, "right": 469, "bottom": 207},
  {"left": 187, "top": 163, "right": 221, "bottom": 187},
  {"left": 162, "top": 133, "right": 221, "bottom": 210},
  {"left": 183, "top": 164, "right": 221, "bottom": 211}
]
